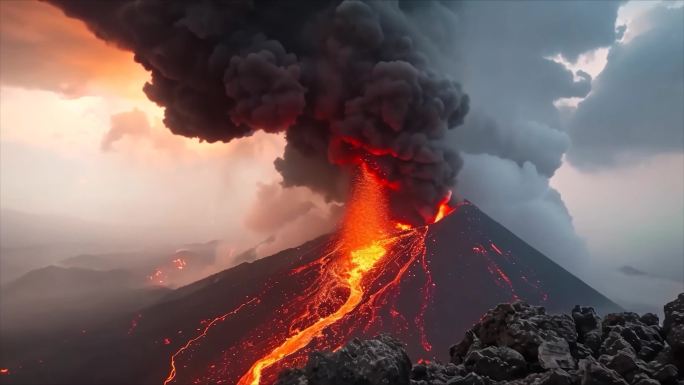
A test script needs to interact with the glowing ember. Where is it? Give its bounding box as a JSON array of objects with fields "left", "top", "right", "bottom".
[
  {"left": 172, "top": 258, "right": 187, "bottom": 270},
  {"left": 395, "top": 222, "right": 412, "bottom": 231},
  {"left": 0, "top": 368, "right": 9, "bottom": 375},
  {"left": 148, "top": 269, "right": 165, "bottom": 285},
  {"left": 128, "top": 314, "right": 142, "bottom": 336}
]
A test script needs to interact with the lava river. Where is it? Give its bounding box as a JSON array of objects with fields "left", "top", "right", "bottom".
[{"left": 162, "top": 166, "right": 448, "bottom": 385}]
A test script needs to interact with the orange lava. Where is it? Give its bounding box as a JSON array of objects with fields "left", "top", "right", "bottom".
[
  {"left": 236, "top": 165, "right": 392, "bottom": 385},
  {"left": 433, "top": 192, "right": 455, "bottom": 223},
  {"left": 161, "top": 164, "right": 458, "bottom": 385}
]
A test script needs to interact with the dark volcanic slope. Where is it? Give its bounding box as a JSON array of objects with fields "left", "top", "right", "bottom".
[{"left": 0, "top": 202, "right": 620, "bottom": 385}]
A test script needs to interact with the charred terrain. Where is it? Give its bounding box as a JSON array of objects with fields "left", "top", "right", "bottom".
[
  {"left": 1, "top": 200, "right": 621, "bottom": 385},
  {"left": 275, "top": 294, "right": 684, "bottom": 385}
]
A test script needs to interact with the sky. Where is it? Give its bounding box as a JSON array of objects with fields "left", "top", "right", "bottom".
[{"left": 0, "top": 0, "right": 682, "bottom": 311}]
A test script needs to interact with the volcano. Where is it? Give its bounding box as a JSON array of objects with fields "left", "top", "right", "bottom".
[{"left": 2, "top": 202, "right": 620, "bottom": 385}]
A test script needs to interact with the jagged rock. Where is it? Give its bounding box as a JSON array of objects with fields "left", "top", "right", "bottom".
[
  {"left": 411, "top": 361, "right": 462, "bottom": 384},
  {"left": 666, "top": 324, "right": 684, "bottom": 353},
  {"left": 637, "top": 345, "right": 657, "bottom": 362},
  {"left": 451, "top": 302, "right": 578, "bottom": 363},
  {"left": 277, "top": 294, "right": 684, "bottom": 385},
  {"left": 640, "top": 314, "right": 660, "bottom": 327},
  {"left": 664, "top": 294, "right": 684, "bottom": 334},
  {"left": 604, "top": 313, "right": 642, "bottom": 329},
  {"left": 464, "top": 346, "right": 527, "bottom": 380},
  {"left": 505, "top": 369, "right": 574, "bottom": 385},
  {"left": 578, "top": 358, "right": 629, "bottom": 385},
  {"left": 664, "top": 294, "right": 684, "bottom": 356},
  {"left": 652, "top": 364, "right": 678, "bottom": 383},
  {"left": 451, "top": 331, "right": 476, "bottom": 365},
  {"left": 447, "top": 372, "right": 490, "bottom": 385},
  {"left": 276, "top": 369, "right": 308, "bottom": 385},
  {"left": 633, "top": 378, "right": 660, "bottom": 385},
  {"left": 276, "top": 335, "right": 411, "bottom": 385},
  {"left": 599, "top": 350, "right": 648, "bottom": 383},
  {"left": 601, "top": 331, "right": 637, "bottom": 357},
  {"left": 571, "top": 342, "right": 594, "bottom": 360},
  {"left": 538, "top": 338, "right": 576, "bottom": 370},
  {"left": 583, "top": 331, "right": 603, "bottom": 355},
  {"left": 572, "top": 306, "right": 602, "bottom": 337}
]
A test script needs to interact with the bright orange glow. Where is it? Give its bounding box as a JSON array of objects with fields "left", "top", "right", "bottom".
[
  {"left": 163, "top": 164, "right": 439, "bottom": 385},
  {"left": 432, "top": 192, "right": 455, "bottom": 223},
  {"left": 395, "top": 222, "right": 412, "bottom": 231},
  {"left": 236, "top": 165, "right": 392, "bottom": 385}
]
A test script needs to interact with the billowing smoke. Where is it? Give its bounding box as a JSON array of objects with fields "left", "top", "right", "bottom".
[{"left": 49, "top": 0, "right": 469, "bottom": 225}]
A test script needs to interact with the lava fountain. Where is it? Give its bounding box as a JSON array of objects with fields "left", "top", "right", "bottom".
[{"left": 236, "top": 165, "right": 392, "bottom": 385}]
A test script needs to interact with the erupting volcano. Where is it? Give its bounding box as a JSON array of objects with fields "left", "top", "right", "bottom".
[
  {"left": 2, "top": 2, "right": 625, "bottom": 385},
  {"left": 162, "top": 164, "right": 447, "bottom": 385},
  {"left": 0, "top": 177, "right": 621, "bottom": 385},
  {"left": 133, "top": 164, "right": 617, "bottom": 385}
]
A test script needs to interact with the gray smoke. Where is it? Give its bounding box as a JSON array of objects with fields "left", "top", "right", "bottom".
[{"left": 48, "top": 0, "right": 469, "bottom": 225}]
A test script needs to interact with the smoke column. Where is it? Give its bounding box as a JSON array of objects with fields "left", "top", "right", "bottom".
[{"left": 49, "top": 0, "right": 469, "bottom": 225}]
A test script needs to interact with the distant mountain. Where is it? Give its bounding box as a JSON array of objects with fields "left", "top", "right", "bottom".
[
  {"left": 0, "top": 266, "right": 169, "bottom": 334},
  {"left": 1, "top": 202, "right": 621, "bottom": 385}
]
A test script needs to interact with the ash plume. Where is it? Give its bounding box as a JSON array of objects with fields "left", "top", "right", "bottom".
[{"left": 48, "top": 0, "right": 469, "bottom": 225}]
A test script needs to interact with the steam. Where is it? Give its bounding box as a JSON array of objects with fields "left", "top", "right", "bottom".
[{"left": 49, "top": 0, "right": 469, "bottom": 225}]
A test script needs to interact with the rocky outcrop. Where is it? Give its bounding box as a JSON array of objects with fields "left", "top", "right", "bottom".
[
  {"left": 275, "top": 335, "right": 412, "bottom": 385},
  {"left": 275, "top": 294, "right": 684, "bottom": 385}
]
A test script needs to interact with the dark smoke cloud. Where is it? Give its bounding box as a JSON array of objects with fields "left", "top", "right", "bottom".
[{"left": 48, "top": 0, "right": 469, "bottom": 225}]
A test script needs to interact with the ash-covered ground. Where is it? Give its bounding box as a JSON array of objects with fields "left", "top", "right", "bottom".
[{"left": 275, "top": 293, "right": 684, "bottom": 385}]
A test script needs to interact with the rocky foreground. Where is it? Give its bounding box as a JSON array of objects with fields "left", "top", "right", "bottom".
[{"left": 276, "top": 294, "right": 684, "bottom": 385}]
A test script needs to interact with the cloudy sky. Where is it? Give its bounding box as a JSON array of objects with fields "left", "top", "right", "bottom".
[{"left": 0, "top": 0, "right": 682, "bottom": 311}]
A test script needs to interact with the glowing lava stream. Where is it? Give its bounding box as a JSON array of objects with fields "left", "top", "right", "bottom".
[
  {"left": 164, "top": 298, "right": 259, "bottom": 385},
  {"left": 236, "top": 165, "right": 395, "bottom": 385},
  {"left": 236, "top": 242, "right": 388, "bottom": 385}
]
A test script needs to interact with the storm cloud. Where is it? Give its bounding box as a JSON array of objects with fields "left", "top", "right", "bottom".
[{"left": 567, "top": 5, "right": 684, "bottom": 169}]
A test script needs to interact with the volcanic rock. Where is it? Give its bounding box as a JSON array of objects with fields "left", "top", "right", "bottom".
[
  {"left": 275, "top": 335, "right": 412, "bottom": 385},
  {"left": 578, "top": 358, "right": 629, "bottom": 385},
  {"left": 464, "top": 346, "right": 527, "bottom": 380},
  {"left": 277, "top": 294, "right": 684, "bottom": 385},
  {"left": 664, "top": 294, "right": 684, "bottom": 354},
  {"left": 572, "top": 305, "right": 601, "bottom": 337}
]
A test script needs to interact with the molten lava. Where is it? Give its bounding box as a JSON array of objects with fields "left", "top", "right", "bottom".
[
  {"left": 162, "top": 165, "right": 457, "bottom": 385},
  {"left": 237, "top": 165, "right": 393, "bottom": 385}
]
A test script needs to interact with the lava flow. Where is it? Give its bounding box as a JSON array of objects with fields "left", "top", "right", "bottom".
[
  {"left": 237, "top": 165, "right": 399, "bottom": 385},
  {"left": 162, "top": 165, "right": 452, "bottom": 385}
]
